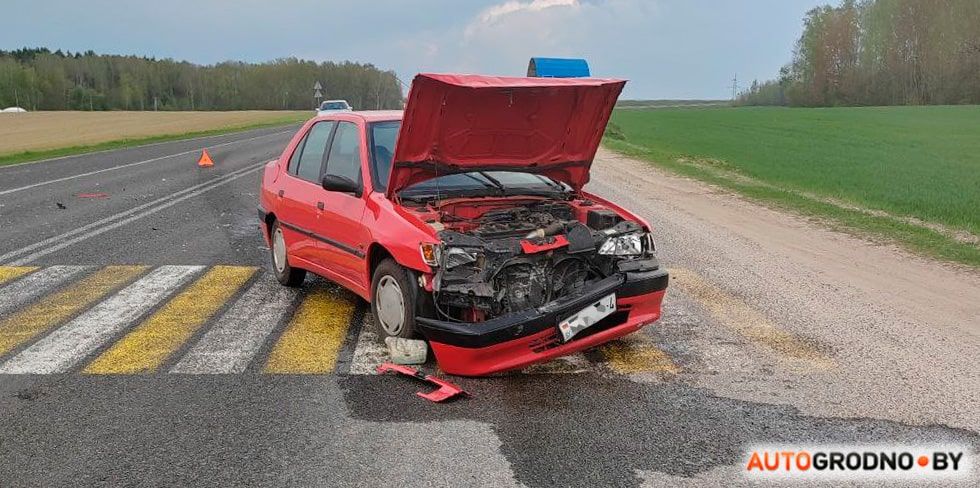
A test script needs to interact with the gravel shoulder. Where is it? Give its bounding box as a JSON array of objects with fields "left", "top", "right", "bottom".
[{"left": 589, "top": 147, "right": 980, "bottom": 430}]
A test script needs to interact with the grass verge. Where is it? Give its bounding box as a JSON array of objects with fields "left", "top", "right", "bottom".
[
  {"left": 0, "top": 113, "right": 308, "bottom": 167},
  {"left": 605, "top": 106, "right": 980, "bottom": 268}
]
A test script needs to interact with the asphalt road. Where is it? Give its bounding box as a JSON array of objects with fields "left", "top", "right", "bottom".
[{"left": 0, "top": 126, "right": 978, "bottom": 487}]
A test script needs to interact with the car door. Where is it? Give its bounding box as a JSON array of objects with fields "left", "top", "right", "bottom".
[
  {"left": 277, "top": 120, "right": 336, "bottom": 266},
  {"left": 313, "top": 120, "right": 369, "bottom": 287}
]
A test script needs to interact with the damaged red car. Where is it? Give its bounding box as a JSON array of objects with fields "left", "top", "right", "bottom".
[{"left": 258, "top": 73, "right": 668, "bottom": 376}]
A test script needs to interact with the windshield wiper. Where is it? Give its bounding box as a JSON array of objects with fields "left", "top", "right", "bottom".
[
  {"left": 460, "top": 173, "right": 500, "bottom": 191},
  {"left": 477, "top": 172, "right": 507, "bottom": 195},
  {"left": 533, "top": 174, "right": 567, "bottom": 193}
]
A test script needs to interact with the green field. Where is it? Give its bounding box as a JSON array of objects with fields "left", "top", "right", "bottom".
[{"left": 604, "top": 105, "right": 980, "bottom": 266}]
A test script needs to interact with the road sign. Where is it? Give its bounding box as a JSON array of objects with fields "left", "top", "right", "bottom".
[{"left": 314, "top": 81, "right": 324, "bottom": 107}]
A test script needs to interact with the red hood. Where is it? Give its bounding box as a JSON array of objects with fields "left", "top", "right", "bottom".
[{"left": 387, "top": 73, "right": 626, "bottom": 197}]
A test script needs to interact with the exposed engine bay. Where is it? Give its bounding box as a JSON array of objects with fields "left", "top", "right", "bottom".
[{"left": 413, "top": 198, "right": 654, "bottom": 322}]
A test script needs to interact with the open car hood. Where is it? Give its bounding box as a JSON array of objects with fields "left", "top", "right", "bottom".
[{"left": 387, "top": 73, "right": 626, "bottom": 197}]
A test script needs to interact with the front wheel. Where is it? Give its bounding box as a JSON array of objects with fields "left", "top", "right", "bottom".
[
  {"left": 269, "top": 221, "right": 306, "bottom": 287},
  {"left": 371, "top": 258, "right": 417, "bottom": 339}
]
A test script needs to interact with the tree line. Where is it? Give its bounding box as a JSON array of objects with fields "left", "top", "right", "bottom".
[
  {"left": 0, "top": 47, "right": 403, "bottom": 111},
  {"left": 739, "top": 0, "right": 980, "bottom": 107}
]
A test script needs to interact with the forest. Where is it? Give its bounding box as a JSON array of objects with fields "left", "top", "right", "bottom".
[
  {"left": 739, "top": 0, "right": 980, "bottom": 106},
  {"left": 0, "top": 48, "right": 403, "bottom": 111}
]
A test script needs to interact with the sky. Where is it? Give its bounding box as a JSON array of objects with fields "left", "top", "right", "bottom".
[{"left": 2, "top": 0, "right": 827, "bottom": 100}]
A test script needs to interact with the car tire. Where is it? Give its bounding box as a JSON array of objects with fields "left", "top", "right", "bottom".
[
  {"left": 371, "top": 258, "right": 417, "bottom": 339},
  {"left": 269, "top": 220, "right": 306, "bottom": 287}
]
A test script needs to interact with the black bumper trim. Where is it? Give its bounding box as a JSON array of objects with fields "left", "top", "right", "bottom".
[
  {"left": 257, "top": 206, "right": 268, "bottom": 224},
  {"left": 619, "top": 267, "right": 669, "bottom": 298},
  {"left": 417, "top": 266, "right": 668, "bottom": 349}
]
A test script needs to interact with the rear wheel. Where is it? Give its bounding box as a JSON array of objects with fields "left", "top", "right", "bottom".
[
  {"left": 371, "top": 258, "right": 417, "bottom": 339},
  {"left": 270, "top": 221, "right": 306, "bottom": 287}
]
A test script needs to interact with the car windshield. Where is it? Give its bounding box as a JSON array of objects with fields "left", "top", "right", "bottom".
[
  {"left": 320, "top": 101, "right": 347, "bottom": 110},
  {"left": 368, "top": 121, "right": 568, "bottom": 198},
  {"left": 402, "top": 171, "right": 568, "bottom": 199}
]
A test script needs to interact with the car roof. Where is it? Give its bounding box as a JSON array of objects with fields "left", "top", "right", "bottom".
[{"left": 313, "top": 110, "right": 403, "bottom": 123}]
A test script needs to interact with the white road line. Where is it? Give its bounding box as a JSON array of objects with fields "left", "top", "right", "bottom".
[
  {"left": 170, "top": 276, "right": 298, "bottom": 374},
  {"left": 0, "top": 266, "right": 203, "bottom": 374},
  {"left": 0, "top": 163, "right": 263, "bottom": 265},
  {"left": 0, "top": 127, "right": 296, "bottom": 170},
  {"left": 0, "top": 266, "right": 94, "bottom": 317},
  {"left": 349, "top": 313, "right": 388, "bottom": 375},
  {"left": 0, "top": 129, "right": 291, "bottom": 196}
]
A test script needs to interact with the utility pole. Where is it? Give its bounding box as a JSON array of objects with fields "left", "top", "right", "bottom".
[{"left": 731, "top": 73, "right": 738, "bottom": 106}]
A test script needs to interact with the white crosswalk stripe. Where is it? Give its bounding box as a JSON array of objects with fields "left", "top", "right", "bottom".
[
  {"left": 171, "top": 277, "right": 298, "bottom": 374},
  {"left": 0, "top": 266, "right": 203, "bottom": 374},
  {"left": 348, "top": 314, "right": 389, "bottom": 375},
  {"left": 0, "top": 266, "right": 93, "bottom": 317},
  {"left": 0, "top": 265, "right": 678, "bottom": 376}
]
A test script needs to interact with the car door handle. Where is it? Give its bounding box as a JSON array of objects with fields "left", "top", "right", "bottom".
[
  {"left": 278, "top": 190, "right": 284, "bottom": 198},
  {"left": 317, "top": 202, "right": 324, "bottom": 210}
]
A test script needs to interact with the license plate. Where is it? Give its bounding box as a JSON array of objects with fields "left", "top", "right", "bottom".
[{"left": 558, "top": 293, "right": 616, "bottom": 342}]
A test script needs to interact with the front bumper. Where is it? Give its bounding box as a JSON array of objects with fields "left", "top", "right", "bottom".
[{"left": 417, "top": 260, "right": 668, "bottom": 376}]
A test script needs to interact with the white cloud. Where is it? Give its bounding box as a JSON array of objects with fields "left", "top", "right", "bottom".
[
  {"left": 455, "top": 0, "right": 657, "bottom": 75},
  {"left": 465, "top": 0, "right": 580, "bottom": 40},
  {"left": 392, "top": 0, "right": 660, "bottom": 90}
]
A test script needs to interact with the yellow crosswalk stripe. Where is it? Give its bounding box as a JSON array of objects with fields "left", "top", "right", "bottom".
[
  {"left": 0, "top": 266, "right": 146, "bottom": 357},
  {"left": 670, "top": 268, "right": 832, "bottom": 366},
  {"left": 0, "top": 266, "right": 38, "bottom": 286},
  {"left": 264, "top": 288, "right": 355, "bottom": 374},
  {"left": 599, "top": 337, "right": 679, "bottom": 374},
  {"left": 84, "top": 266, "right": 256, "bottom": 374}
]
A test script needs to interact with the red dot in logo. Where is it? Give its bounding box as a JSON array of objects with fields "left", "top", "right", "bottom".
[{"left": 917, "top": 456, "right": 929, "bottom": 467}]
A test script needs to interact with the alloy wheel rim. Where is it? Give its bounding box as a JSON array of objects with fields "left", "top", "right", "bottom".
[{"left": 376, "top": 275, "right": 405, "bottom": 335}]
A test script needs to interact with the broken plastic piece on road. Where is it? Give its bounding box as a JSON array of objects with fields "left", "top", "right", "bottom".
[
  {"left": 198, "top": 149, "right": 214, "bottom": 167},
  {"left": 384, "top": 337, "right": 427, "bottom": 365},
  {"left": 376, "top": 362, "right": 470, "bottom": 402}
]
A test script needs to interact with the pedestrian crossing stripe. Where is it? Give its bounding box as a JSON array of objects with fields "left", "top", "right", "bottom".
[
  {"left": 0, "top": 266, "right": 147, "bottom": 358},
  {"left": 0, "top": 266, "right": 37, "bottom": 286},
  {"left": 0, "top": 265, "right": 681, "bottom": 376},
  {"left": 263, "top": 286, "right": 357, "bottom": 374},
  {"left": 85, "top": 266, "right": 256, "bottom": 374}
]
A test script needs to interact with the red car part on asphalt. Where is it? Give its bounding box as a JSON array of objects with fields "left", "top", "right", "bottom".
[
  {"left": 376, "top": 362, "right": 470, "bottom": 402},
  {"left": 258, "top": 73, "right": 668, "bottom": 376}
]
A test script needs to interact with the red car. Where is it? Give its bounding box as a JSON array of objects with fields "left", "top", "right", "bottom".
[{"left": 258, "top": 74, "right": 668, "bottom": 376}]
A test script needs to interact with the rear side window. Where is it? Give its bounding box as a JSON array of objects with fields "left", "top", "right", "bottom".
[
  {"left": 324, "top": 121, "right": 362, "bottom": 183},
  {"left": 287, "top": 133, "right": 306, "bottom": 174},
  {"left": 293, "top": 121, "right": 335, "bottom": 182}
]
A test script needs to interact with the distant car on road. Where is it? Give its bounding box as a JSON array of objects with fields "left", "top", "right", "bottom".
[
  {"left": 259, "top": 74, "right": 668, "bottom": 376},
  {"left": 316, "top": 100, "right": 352, "bottom": 115},
  {"left": 1, "top": 106, "right": 27, "bottom": 113}
]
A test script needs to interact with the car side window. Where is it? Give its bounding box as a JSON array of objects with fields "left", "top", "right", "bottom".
[
  {"left": 294, "top": 121, "right": 335, "bottom": 182},
  {"left": 287, "top": 133, "right": 308, "bottom": 175},
  {"left": 324, "top": 122, "right": 362, "bottom": 184}
]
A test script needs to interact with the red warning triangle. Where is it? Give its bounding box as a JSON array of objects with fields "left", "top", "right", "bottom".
[{"left": 198, "top": 149, "right": 214, "bottom": 167}]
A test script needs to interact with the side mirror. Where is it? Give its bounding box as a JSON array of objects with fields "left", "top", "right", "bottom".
[{"left": 321, "top": 174, "right": 361, "bottom": 197}]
